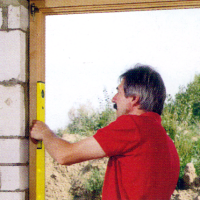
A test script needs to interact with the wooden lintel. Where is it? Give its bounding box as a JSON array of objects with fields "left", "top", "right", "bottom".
[{"left": 30, "top": 0, "right": 200, "bottom": 16}]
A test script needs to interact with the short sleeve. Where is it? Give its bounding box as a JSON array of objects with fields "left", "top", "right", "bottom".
[{"left": 93, "top": 115, "right": 141, "bottom": 157}]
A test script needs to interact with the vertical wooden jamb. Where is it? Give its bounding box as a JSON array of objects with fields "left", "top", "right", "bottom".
[{"left": 29, "top": 4, "right": 46, "bottom": 200}]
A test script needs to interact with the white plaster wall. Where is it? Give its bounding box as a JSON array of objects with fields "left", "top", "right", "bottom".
[
  {"left": 8, "top": 5, "right": 29, "bottom": 31},
  {"left": 0, "top": 85, "right": 25, "bottom": 136},
  {"left": 0, "top": 192, "right": 25, "bottom": 199},
  {"left": 0, "top": 139, "right": 28, "bottom": 163},
  {"left": 0, "top": 31, "right": 26, "bottom": 81},
  {"left": 0, "top": 1, "right": 29, "bottom": 199},
  {"left": 0, "top": 166, "right": 28, "bottom": 190}
]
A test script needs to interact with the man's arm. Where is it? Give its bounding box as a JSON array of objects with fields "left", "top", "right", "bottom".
[{"left": 30, "top": 120, "right": 106, "bottom": 165}]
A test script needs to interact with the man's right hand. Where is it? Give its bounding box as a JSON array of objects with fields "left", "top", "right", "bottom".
[{"left": 30, "top": 120, "right": 53, "bottom": 141}]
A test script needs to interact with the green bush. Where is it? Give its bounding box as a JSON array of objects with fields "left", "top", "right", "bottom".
[
  {"left": 67, "top": 89, "right": 116, "bottom": 136},
  {"left": 174, "top": 74, "right": 200, "bottom": 124},
  {"left": 162, "top": 74, "right": 200, "bottom": 179},
  {"left": 84, "top": 168, "right": 104, "bottom": 199},
  {"left": 174, "top": 127, "right": 200, "bottom": 178}
]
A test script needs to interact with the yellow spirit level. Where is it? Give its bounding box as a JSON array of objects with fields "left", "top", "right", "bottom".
[{"left": 36, "top": 81, "right": 45, "bottom": 200}]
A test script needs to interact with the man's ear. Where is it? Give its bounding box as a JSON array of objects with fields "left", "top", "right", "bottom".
[{"left": 131, "top": 95, "right": 140, "bottom": 106}]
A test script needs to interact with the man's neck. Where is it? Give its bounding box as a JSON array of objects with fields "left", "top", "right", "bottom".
[{"left": 129, "top": 106, "right": 146, "bottom": 116}]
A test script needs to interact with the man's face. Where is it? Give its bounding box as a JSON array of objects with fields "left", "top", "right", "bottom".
[{"left": 112, "top": 79, "right": 133, "bottom": 118}]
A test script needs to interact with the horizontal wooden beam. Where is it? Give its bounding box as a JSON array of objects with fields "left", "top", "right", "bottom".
[{"left": 30, "top": 0, "right": 200, "bottom": 15}]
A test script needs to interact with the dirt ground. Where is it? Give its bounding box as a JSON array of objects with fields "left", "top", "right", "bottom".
[{"left": 45, "top": 134, "right": 200, "bottom": 200}]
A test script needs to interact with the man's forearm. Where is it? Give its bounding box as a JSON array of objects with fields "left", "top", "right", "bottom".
[
  {"left": 42, "top": 130, "right": 72, "bottom": 165},
  {"left": 30, "top": 120, "right": 106, "bottom": 165}
]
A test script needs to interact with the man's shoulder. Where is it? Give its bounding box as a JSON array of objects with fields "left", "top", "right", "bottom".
[
  {"left": 106, "top": 115, "right": 138, "bottom": 130},
  {"left": 116, "top": 112, "right": 159, "bottom": 122},
  {"left": 116, "top": 114, "right": 138, "bottom": 121}
]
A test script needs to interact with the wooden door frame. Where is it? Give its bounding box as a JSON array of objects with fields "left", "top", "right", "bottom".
[{"left": 29, "top": 0, "right": 200, "bottom": 199}]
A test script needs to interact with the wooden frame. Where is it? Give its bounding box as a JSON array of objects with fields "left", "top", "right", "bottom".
[
  {"left": 29, "top": 9, "right": 45, "bottom": 200},
  {"left": 29, "top": 0, "right": 200, "bottom": 199}
]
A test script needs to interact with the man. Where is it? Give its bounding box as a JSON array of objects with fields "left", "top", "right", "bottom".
[{"left": 31, "top": 64, "right": 180, "bottom": 200}]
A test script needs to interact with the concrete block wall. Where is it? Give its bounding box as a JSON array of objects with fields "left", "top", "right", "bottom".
[{"left": 0, "top": 0, "right": 29, "bottom": 199}]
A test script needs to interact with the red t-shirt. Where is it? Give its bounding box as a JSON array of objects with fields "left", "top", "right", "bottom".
[{"left": 94, "top": 112, "right": 180, "bottom": 200}]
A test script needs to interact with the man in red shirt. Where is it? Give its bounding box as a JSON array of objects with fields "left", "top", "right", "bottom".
[{"left": 31, "top": 64, "right": 180, "bottom": 199}]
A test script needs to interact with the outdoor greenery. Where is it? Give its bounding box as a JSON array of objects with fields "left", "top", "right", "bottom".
[
  {"left": 67, "top": 89, "right": 116, "bottom": 136},
  {"left": 58, "top": 74, "right": 200, "bottom": 195},
  {"left": 161, "top": 74, "right": 200, "bottom": 179},
  {"left": 68, "top": 163, "right": 106, "bottom": 200},
  {"left": 84, "top": 167, "right": 104, "bottom": 199}
]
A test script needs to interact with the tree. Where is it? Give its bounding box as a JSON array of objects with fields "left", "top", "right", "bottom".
[{"left": 174, "top": 73, "right": 200, "bottom": 125}]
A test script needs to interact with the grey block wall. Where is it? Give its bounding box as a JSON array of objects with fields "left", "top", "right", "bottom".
[{"left": 0, "top": 0, "right": 29, "bottom": 199}]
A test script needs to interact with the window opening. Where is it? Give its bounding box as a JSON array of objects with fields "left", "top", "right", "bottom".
[{"left": 45, "top": 9, "right": 200, "bottom": 199}]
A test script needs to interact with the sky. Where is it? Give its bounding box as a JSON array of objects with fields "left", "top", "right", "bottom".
[{"left": 45, "top": 8, "right": 200, "bottom": 131}]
